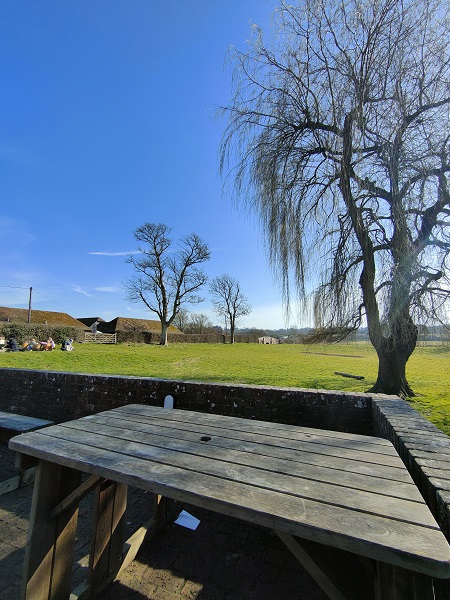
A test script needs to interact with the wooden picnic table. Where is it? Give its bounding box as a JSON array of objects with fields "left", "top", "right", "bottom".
[{"left": 9, "top": 404, "right": 450, "bottom": 600}]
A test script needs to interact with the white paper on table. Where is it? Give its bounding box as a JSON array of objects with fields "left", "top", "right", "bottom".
[{"left": 175, "top": 510, "right": 200, "bottom": 530}]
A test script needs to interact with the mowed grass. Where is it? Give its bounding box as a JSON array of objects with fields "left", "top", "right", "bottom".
[{"left": 1, "top": 341, "right": 449, "bottom": 435}]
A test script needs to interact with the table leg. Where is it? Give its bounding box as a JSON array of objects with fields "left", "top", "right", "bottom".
[
  {"left": 152, "top": 494, "right": 181, "bottom": 527},
  {"left": 88, "top": 479, "right": 127, "bottom": 597},
  {"left": 20, "top": 460, "right": 82, "bottom": 600},
  {"left": 374, "top": 563, "right": 435, "bottom": 600},
  {"left": 274, "top": 530, "right": 373, "bottom": 600}
]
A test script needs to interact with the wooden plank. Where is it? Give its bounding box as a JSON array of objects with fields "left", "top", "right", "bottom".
[
  {"left": 20, "top": 460, "right": 82, "bottom": 600},
  {"left": 10, "top": 431, "right": 450, "bottom": 577},
  {"left": 410, "top": 573, "right": 436, "bottom": 600},
  {"left": 0, "top": 467, "right": 35, "bottom": 496},
  {"left": 101, "top": 407, "right": 396, "bottom": 456},
  {"left": 433, "top": 578, "right": 450, "bottom": 600},
  {"left": 0, "top": 411, "right": 53, "bottom": 443},
  {"left": 374, "top": 563, "right": 435, "bottom": 600},
  {"left": 0, "top": 411, "right": 53, "bottom": 433},
  {"left": 0, "top": 474, "right": 22, "bottom": 496},
  {"left": 275, "top": 530, "right": 375, "bottom": 600},
  {"left": 70, "top": 581, "right": 90, "bottom": 600},
  {"left": 85, "top": 414, "right": 413, "bottom": 484},
  {"left": 60, "top": 418, "right": 422, "bottom": 501},
  {"left": 275, "top": 531, "right": 351, "bottom": 600},
  {"left": 113, "top": 404, "right": 392, "bottom": 445},
  {"left": 41, "top": 422, "right": 436, "bottom": 528},
  {"left": 21, "top": 461, "right": 60, "bottom": 599},
  {"left": 7, "top": 427, "right": 436, "bottom": 540},
  {"left": 374, "top": 562, "right": 394, "bottom": 600},
  {"left": 112, "top": 404, "right": 396, "bottom": 453},
  {"left": 87, "top": 410, "right": 405, "bottom": 470},
  {"left": 84, "top": 333, "right": 116, "bottom": 344},
  {"left": 335, "top": 371, "right": 364, "bottom": 380},
  {"left": 71, "top": 513, "right": 157, "bottom": 600},
  {"left": 51, "top": 467, "right": 84, "bottom": 600},
  {"left": 119, "top": 516, "right": 157, "bottom": 575},
  {"left": 89, "top": 480, "right": 115, "bottom": 591},
  {"left": 88, "top": 480, "right": 127, "bottom": 595},
  {"left": 71, "top": 513, "right": 159, "bottom": 600},
  {"left": 110, "top": 482, "right": 128, "bottom": 574},
  {"left": 50, "top": 475, "right": 104, "bottom": 520}
]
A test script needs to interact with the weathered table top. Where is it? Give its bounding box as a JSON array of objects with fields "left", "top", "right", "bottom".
[{"left": 9, "top": 403, "right": 450, "bottom": 579}]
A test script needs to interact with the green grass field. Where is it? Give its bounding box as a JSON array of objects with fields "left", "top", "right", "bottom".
[{"left": 1, "top": 341, "right": 449, "bottom": 435}]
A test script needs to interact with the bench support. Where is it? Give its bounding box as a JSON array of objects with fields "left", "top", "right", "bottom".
[
  {"left": 71, "top": 491, "right": 181, "bottom": 599},
  {"left": 20, "top": 460, "right": 82, "bottom": 600},
  {"left": 374, "top": 563, "right": 434, "bottom": 600},
  {"left": 274, "top": 530, "right": 435, "bottom": 600}
]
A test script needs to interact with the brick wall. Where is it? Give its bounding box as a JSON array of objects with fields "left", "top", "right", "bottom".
[
  {"left": 372, "top": 397, "right": 450, "bottom": 538},
  {"left": 371, "top": 397, "right": 450, "bottom": 598},
  {"left": 0, "top": 368, "right": 372, "bottom": 434}
]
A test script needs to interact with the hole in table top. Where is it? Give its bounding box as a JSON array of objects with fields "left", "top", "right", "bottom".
[{"left": 199, "top": 436, "right": 212, "bottom": 442}]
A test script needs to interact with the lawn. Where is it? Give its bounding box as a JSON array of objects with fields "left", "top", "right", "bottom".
[{"left": 1, "top": 341, "right": 449, "bottom": 435}]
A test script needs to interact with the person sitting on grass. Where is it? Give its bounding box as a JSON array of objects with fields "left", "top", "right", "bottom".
[
  {"left": 41, "top": 337, "right": 55, "bottom": 351},
  {"left": 6, "top": 338, "right": 20, "bottom": 352},
  {"left": 61, "top": 338, "right": 74, "bottom": 351},
  {"left": 23, "top": 338, "right": 37, "bottom": 351}
]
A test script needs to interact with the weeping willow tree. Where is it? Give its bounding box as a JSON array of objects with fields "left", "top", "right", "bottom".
[{"left": 220, "top": 0, "right": 450, "bottom": 396}]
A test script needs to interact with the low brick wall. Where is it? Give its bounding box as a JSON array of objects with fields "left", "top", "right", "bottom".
[
  {"left": 1, "top": 367, "right": 449, "bottom": 553},
  {"left": 372, "top": 397, "right": 450, "bottom": 598},
  {"left": 0, "top": 368, "right": 372, "bottom": 434},
  {"left": 372, "top": 398, "right": 450, "bottom": 538}
]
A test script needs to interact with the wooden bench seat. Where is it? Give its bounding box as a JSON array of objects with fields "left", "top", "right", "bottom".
[
  {"left": 0, "top": 411, "right": 53, "bottom": 495},
  {"left": 0, "top": 411, "right": 53, "bottom": 444}
]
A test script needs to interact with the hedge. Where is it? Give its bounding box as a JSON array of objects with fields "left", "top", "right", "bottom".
[{"left": 0, "top": 323, "right": 86, "bottom": 345}]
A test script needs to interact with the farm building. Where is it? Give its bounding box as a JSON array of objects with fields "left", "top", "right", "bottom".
[
  {"left": 93, "top": 316, "right": 182, "bottom": 335},
  {"left": 0, "top": 307, "right": 86, "bottom": 328},
  {"left": 76, "top": 317, "right": 104, "bottom": 329},
  {"left": 258, "top": 336, "right": 279, "bottom": 344}
]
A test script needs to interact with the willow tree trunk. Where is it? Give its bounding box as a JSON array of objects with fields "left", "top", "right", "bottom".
[{"left": 368, "top": 320, "right": 418, "bottom": 397}]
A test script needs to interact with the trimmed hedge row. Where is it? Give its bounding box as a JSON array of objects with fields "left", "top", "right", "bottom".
[
  {"left": 0, "top": 324, "right": 260, "bottom": 346},
  {"left": 116, "top": 331, "right": 260, "bottom": 344},
  {"left": 0, "top": 323, "right": 85, "bottom": 345}
]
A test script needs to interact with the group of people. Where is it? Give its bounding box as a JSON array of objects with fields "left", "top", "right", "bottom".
[
  {"left": 22, "top": 337, "right": 55, "bottom": 351},
  {"left": 5, "top": 337, "right": 74, "bottom": 352}
]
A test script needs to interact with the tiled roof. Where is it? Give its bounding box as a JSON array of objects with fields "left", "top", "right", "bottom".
[
  {"left": 0, "top": 307, "right": 86, "bottom": 327},
  {"left": 76, "top": 317, "right": 105, "bottom": 327},
  {"left": 0, "top": 307, "right": 182, "bottom": 334},
  {"left": 99, "top": 317, "right": 182, "bottom": 334}
]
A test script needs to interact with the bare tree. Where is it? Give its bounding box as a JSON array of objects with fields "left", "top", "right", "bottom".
[
  {"left": 209, "top": 275, "right": 251, "bottom": 343},
  {"left": 125, "top": 223, "right": 211, "bottom": 345},
  {"left": 220, "top": 0, "right": 450, "bottom": 395},
  {"left": 185, "top": 313, "right": 215, "bottom": 334},
  {"left": 172, "top": 308, "right": 190, "bottom": 332}
]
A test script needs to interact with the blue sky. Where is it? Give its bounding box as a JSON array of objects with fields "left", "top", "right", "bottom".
[{"left": 0, "top": 0, "right": 301, "bottom": 330}]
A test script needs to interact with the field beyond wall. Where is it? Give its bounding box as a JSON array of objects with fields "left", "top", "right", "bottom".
[{"left": 1, "top": 341, "right": 448, "bottom": 436}]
